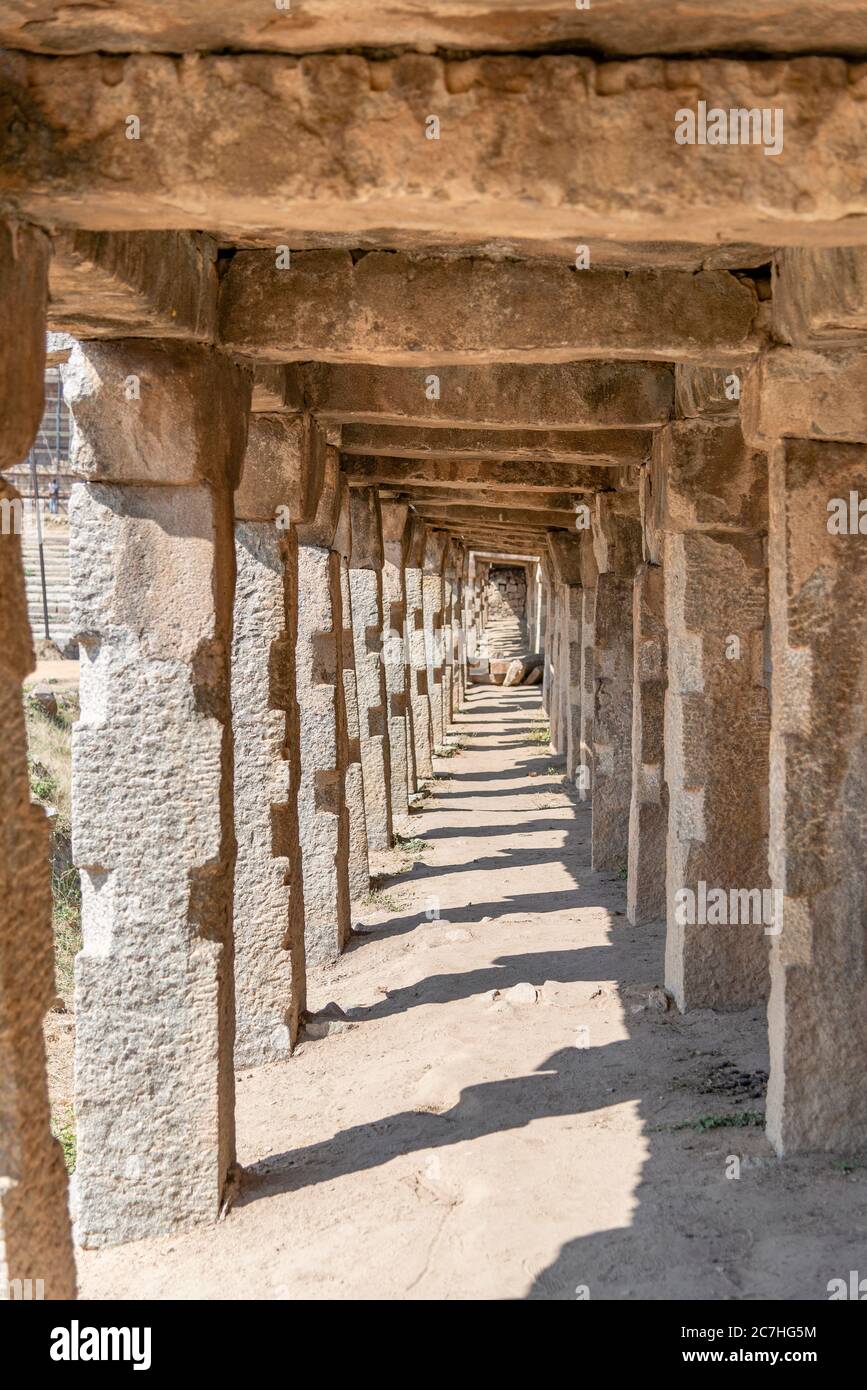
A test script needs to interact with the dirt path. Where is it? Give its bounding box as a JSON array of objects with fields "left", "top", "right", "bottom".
[{"left": 78, "top": 685, "right": 867, "bottom": 1300}]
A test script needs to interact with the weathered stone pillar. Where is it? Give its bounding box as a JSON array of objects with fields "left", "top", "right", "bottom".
[
  {"left": 591, "top": 495, "right": 642, "bottom": 872},
  {"left": 548, "top": 534, "right": 583, "bottom": 782},
  {"left": 422, "top": 530, "right": 447, "bottom": 751},
  {"left": 231, "top": 416, "right": 306, "bottom": 1065},
  {"left": 450, "top": 548, "right": 466, "bottom": 714},
  {"left": 0, "top": 222, "right": 76, "bottom": 1297},
  {"left": 627, "top": 560, "right": 668, "bottom": 925},
  {"left": 379, "top": 499, "right": 410, "bottom": 828},
  {"left": 294, "top": 435, "right": 351, "bottom": 964},
  {"left": 742, "top": 266, "right": 867, "bottom": 1151},
  {"left": 651, "top": 419, "right": 771, "bottom": 1011},
  {"left": 577, "top": 531, "right": 597, "bottom": 803},
  {"left": 348, "top": 486, "right": 393, "bottom": 851},
  {"left": 440, "top": 542, "right": 456, "bottom": 730},
  {"left": 541, "top": 566, "right": 554, "bottom": 718},
  {"left": 63, "top": 339, "right": 250, "bottom": 1246},
  {"left": 763, "top": 438, "right": 867, "bottom": 1153},
  {"left": 334, "top": 484, "right": 370, "bottom": 901},
  {"left": 405, "top": 519, "right": 434, "bottom": 781}
]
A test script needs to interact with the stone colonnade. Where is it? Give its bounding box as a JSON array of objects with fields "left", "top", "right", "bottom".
[{"left": 0, "top": 223, "right": 864, "bottom": 1293}]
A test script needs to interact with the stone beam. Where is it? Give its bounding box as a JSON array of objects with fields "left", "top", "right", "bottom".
[
  {"left": 220, "top": 251, "right": 759, "bottom": 364},
  {"left": 288, "top": 363, "right": 673, "bottom": 430},
  {"left": 49, "top": 230, "right": 217, "bottom": 340},
  {"left": 2, "top": 3, "right": 864, "bottom": 58},
  {"left": 340, "top": 425, "right": 650, "bottom": 466},
  {"left": 386, "top": 487, "right": 598, "bottom": 513},
  {"left": 415, "top": 504, "right": 582, "bottom": 531},
  {"left": 345, "top": 457, "right": 634, "bottom": 492},
  {"left": 3, "top": 55, "right": 867, "bottom": 248}
]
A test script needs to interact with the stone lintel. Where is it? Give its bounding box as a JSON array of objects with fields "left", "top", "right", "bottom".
[
  {"left": 286, "top": 363, "right": 674, "bottom": 430},
  {"left": 341, "top": 424, "right": 650, "bottom": 466},
  {"left": 220, "top": 250, "right": 759, "bottom": 364},
  {"left": 4, "top": 56, "right": 867, "bottom": 249}
]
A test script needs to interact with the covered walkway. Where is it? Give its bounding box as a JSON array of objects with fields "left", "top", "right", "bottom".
[{"left": 76, "top": 687, "right": 857, "bottom": 1301}]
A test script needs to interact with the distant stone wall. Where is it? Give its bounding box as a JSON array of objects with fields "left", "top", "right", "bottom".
[{"left": 487, "top": 566, "right": 526, "bottom": 621}]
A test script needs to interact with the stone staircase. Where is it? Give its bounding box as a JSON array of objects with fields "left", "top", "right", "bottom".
[{"left": 19, "top": 510, "right": 73, "bottom": 650}]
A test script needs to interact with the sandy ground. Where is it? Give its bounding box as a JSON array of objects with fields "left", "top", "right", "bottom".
[{"left": 73, "top": 685, "right": 866, "bottom": 1300}]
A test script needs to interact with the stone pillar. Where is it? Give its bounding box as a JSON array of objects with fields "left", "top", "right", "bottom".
[
  {"left": 548, "top": 534, "right": 583, "bottom": 781},
  {"left": 231, "top": 415, "right": 306, "bottom": 1065},
  {"left": 441, "top": 543, "right": 456, "bottom": 730},
  {"left": 294, "top": 435, "right": 351, "bottom": 964},
  {"left": 591, "top": 495, "right": 642, "bottom": 872},
  {"left": 63, "top": 339, "right": 250, "bottom": 1246},
  {"left": 578, "top": 531, "right": 597, "bottom": 803},
  {"left": 652, "top": 420, "right": 771, "bottom": 1011},
  {"left": 765, "top": 439, "right": 867, "bottom": 1153},
  {"left": 348, "top": 486, "right": 393, "bottom": 851},
  {"left": 541, "top": 568, "right": 554, "bottom": 717},
  {"left": 379, "top": 500, "right": 410, "bottom": 828},
  {"left": 627, "top": 561, "right": 668, "bottom": 925},
  {"left": 0, "top": 222, "right": 76, "bottom": 1297},
  {"left": 334, "top": 484, "right": 370, "bottom": 901},
  {"left": 422, "top": 530, "right": 447, "bottom": 751},
  {"left": 405, "top": 519, "right": 434, "bottom": 781},
  {"left": 450, "top": 550, "right": 466, "bottom": 713}
]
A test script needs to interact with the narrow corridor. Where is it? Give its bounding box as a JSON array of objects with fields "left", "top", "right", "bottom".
[{"left": 78, "top": 687, "right": 864, "bottom": 1301}]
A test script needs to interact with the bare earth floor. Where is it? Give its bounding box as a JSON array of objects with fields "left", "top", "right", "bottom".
[{"left": 78, "top": 686, "right": 867, "bottom": 1300}]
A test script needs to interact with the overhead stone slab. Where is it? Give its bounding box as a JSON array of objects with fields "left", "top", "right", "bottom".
[
  {"left": 220, "top": 251, "right": 759, "bottom": 364},
  {"left": 417, "top": 503, "right": 579, "bottom": 530},
  {"left": 287, "top": 363, "right": 673, "bottom": 430},
  {"left": 49, "top": 231, "right": 217, "bottom": 340},
  {"left": 381, "top": 486, "right": 600, "bottom": 512},
  {"left": 348, "top": 458, "right": 634, "bottom": 494},
  {"left": 340, "top": 424, "right": 650, "bottom": 466},
  {"left": 2, "top": 2, "right": 866, "bottom": 57},
  {"left": 3, "top": 55, "right": 867, "bottom": 247}
]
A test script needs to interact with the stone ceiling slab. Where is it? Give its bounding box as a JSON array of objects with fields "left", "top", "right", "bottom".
[
  {"left": 219, "top": 250, "right": 760, "bottom": 364},
  {"left": 340, "top": 423, "right": 650, "bottom": 464},
  {"left": 345, "top": 457, "right": 634, "bottom": 491},
  {"left": 285, "top": 362, "right": 674, "bottom": 429},
  {"left": 1, "top": 2, "right": 864, "bottom": 57},
  {"left": 3, "top": 55, "right": 866, "bottom": 248}
]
